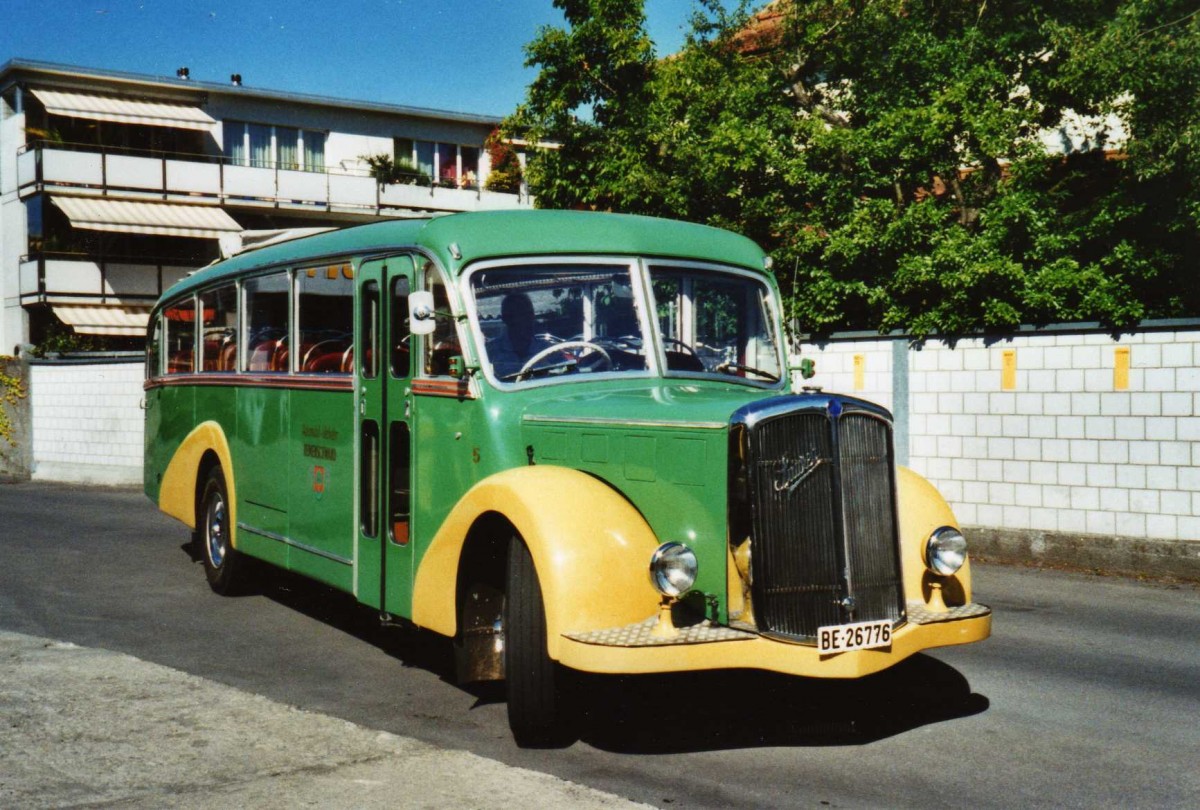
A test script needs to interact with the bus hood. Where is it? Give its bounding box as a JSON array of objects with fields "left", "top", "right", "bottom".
[{"left": 518, "top": 380, "right": 776, "bottom": 431}]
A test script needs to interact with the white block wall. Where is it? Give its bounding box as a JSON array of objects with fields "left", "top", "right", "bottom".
[
  {"left": 29, "top": 362, "right": 143, "bottom": 486},
  {"left": 797, "top": 328, "right": 1200, "bottom": 545}
]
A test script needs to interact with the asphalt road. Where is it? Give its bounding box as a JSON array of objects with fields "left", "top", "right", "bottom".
[{"left": 2, "top": 482, "right": 1197, "bottom": 808}]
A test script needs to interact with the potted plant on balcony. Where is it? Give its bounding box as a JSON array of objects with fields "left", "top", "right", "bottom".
[{"left": 361, "top": 154, "right": 430, "bottom": 187}]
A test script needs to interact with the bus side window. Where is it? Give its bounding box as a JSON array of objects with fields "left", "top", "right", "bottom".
[
  {"left": 200, "top": 285, "right": 238, "bottom": 372},
  {"left": 164, "top": 298, "right": 196, "bottom": 374},
  {"left": 423, "top": 271, "right": 458, "bottom": 376},
  {"left": 244, "top": 272, "right": 290, "bottom": 373},
  {"left": 146, "top": 314, "right": 163, "bottom": 379},
  {"left": 391, "top": 276, "right": 410, "bottom": 378},
  {"left": 298, "top": 265, "right": 354, "bottom": 374},
  {"left": 361, "top": 281, "right": 379, "bottom": 379}
]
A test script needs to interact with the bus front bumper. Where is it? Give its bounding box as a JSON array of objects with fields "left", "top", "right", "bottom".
[{"left": 556, "top": 602, "right": 991, "bottom": 679}]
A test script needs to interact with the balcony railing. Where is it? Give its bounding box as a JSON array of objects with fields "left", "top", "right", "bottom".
[
  {"left": 16, "top": 141, "right": 531, "bottom": 215},
  {"left": 19, "top": 251, "right": 196, "bottom": 305}
]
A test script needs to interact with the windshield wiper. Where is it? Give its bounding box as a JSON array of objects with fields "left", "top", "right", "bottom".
[{"left": 715, "top": 361, "right": 780, "bottom": 382}]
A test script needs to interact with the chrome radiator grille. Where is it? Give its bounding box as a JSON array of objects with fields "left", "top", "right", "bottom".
[{"left": 733, "top": 397, "right": 905, "bottom": 643}]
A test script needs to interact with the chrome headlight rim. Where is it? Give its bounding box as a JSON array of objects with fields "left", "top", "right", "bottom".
[
  {"left": 649, "top": 542, "right": 698, "bottom": 598},
  {"left": 925, "top": 526, "right": 968, "bottom": 576}
]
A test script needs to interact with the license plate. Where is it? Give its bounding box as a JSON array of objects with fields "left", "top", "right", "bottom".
[{"left": 817, "top": 619, "right": 893, "bottom": 654}]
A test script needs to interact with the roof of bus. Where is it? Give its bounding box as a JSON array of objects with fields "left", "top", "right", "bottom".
[{"left": 160, "top": 210, "right": 768, "bottom": 306}]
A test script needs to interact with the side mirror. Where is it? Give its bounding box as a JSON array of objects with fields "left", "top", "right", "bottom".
[{"left": 408, "top": 290, "right": 436, "bottom": 335}]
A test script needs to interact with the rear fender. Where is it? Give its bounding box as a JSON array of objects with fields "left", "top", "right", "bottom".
[{"left": 159, "top": 421, "right": 236, "bottom": 542}]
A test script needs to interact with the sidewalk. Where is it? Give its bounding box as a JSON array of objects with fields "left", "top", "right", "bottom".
[{"left": 0, "top": 631, "right": 648, "bottom": 809}]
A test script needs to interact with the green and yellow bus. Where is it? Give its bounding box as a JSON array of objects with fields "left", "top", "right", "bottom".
[{"left": 144, "top": 210, "right": 990, "bottom": 746}]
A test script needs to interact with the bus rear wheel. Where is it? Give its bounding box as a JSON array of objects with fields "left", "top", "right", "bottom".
[
  {"left": 200, "top": 465, "right": 248, "bottom": 595},
  {"left": 504, "top": 534, "right": 577, "bottom": 748}
]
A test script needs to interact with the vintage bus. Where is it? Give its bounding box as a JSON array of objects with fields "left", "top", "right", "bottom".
[{"left": 144, "top": 210, "right": 990, "bottom": 746}]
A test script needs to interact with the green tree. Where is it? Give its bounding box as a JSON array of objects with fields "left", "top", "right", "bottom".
[
  {"left": 506, "top": 0, "right": 658, "bottom": 210},
  {"left": 507, "top": 0, "right": 1200, "bottom": 339}
]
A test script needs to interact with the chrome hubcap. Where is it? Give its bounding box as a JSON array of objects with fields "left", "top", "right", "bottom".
[{"left": 206, "top": 493, "right": 226, "bottom": 567}]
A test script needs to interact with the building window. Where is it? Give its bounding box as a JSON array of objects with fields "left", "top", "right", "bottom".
[
  {"left": 461, "top": 146, "right": 480, "bottom": 188},
  {"left": 25, "top": 198, "right": 44, "bottom": 254},
  {"left": 414, "top": 141, "right": 434, "bottom": 181},
  {"left": 394, "top": 139, "right": 480, "bottom": 187},
  {"left": 302, "top": 131, "right": 325, "bottom": 172},
  {"left": 276, "top": 126, "right": 299, "bottom": 170},
  {"left": 436, "top": 142, "right": 457, "bottom": 186},
  {"left": 248, "top": 123, "right": 272, "bottom": 168},
  {"left": 224, "top": 121, "right": 327, "bottom": 172}
]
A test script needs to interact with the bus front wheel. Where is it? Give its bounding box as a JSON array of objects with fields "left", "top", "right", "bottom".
[
  {"left": 200, "top": 465, "right": 248, "bottom": 595},
  {"left": 504, "top": 534, "right": 577, "bottom": 748}
]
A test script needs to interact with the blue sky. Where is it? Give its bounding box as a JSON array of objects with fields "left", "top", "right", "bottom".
[{"left": 1, "top": 0, "right": 714, "bottom": 118}]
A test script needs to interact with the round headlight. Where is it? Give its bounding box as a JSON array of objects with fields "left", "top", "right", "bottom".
[
  {"left": 649, "top": 542, "right": 698, "bottom": 597},
  {"left": 926, "top": 526, "right": 968, "bottom": 576}
]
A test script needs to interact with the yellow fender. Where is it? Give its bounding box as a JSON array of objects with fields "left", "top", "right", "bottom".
[
  {"left": 158, "top": 421, "right": 237, "bottom": 545},
  {"left": 412, "top": 466, "right": 662, "bottom": 658},
  {"left": 895, "top": 466, "right": 973, "bottom": 606}
]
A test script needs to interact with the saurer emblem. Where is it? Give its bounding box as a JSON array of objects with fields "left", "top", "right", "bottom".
[{"left": 773, "top": 452, "right": 825, "bottom": 494}]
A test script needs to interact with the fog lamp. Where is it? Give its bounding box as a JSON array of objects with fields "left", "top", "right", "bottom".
[
  {"left": 649, "top": 542, "right": 697, "bottom": 598},
  {"left": 925, "top": 526, "right": 968, "bottom": 576}
]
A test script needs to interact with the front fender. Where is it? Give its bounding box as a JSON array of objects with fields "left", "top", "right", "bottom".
[
  {"left": 412, "top": 466, "right": 661, "bottom": 658},
  {"left": 896, "top": 466, "right": 973, "bottom": 605},
  {"left": 159, "top": 421, "right": 236, "bottom": 539}
]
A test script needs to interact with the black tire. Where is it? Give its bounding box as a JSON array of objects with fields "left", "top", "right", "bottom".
[
  {"left": 504, "top": 535, "right": 577, "bottom": 748},
  {"left": 199, "top": 465, "right": 248, "bottom": 595}
]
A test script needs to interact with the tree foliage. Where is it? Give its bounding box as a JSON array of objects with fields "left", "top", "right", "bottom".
[{"left": 505, "top": 0, "right": 1200, "bottom": 338}]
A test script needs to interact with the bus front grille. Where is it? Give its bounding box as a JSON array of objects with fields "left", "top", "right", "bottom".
[{"left": 732, "top": 396, "right": 905, "bottom": 643}]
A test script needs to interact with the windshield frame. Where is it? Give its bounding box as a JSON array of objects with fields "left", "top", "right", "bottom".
[{"left": 460, "top": 255, "right": 788, "bottom": 392}]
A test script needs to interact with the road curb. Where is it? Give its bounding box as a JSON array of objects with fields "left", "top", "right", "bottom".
[
  {"left": 0, "top": 630, "right": 649, "bottom": 809},
  {"left": 966, "top": 526, "right": 1200, "bottom": 583}
]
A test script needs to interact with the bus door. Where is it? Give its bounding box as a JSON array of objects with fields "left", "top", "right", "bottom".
[{"left": 356, "top": 255, "right": 416, "bottom": 615}]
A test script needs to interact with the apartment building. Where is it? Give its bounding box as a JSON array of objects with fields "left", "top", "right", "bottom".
[{"left": 0, "top": 59, "right": 530, "bottom": 354}]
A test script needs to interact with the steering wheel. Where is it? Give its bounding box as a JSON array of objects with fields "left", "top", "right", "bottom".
[
  {"left": 663, "top": 337, "right": 698, "bottom": 356},
  {"left": 515, "top": 340, "right": 612, "bottom": 380}
]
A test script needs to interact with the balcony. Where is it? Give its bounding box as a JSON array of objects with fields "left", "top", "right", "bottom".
[
  {"left": 18, "top": 251, "right": 197, "bottom": 335},
  {"left": 19, "top": 252, "right": 194, "bottom": 306},
  {"left": 16, "top": 142, "right": 532, "bottom": 216}
]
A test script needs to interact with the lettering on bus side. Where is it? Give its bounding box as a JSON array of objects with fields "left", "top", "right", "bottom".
[
  {"left": 301, "top": 424, "right": 340, "bottom": 441},
  {"left": 303, "top": 443, "right": 338, "bottom": 461}
]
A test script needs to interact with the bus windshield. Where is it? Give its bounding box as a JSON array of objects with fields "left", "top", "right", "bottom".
[{"left": 468, "top": 260, "right": 783, "bottom": 386}]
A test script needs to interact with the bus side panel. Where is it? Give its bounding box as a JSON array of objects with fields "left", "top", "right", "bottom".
[
  {"left": 234, "top": 385, "right": 290, "bottom": 567},
  {"left": 193, "top": 382, "right": 238, "bottom": 478},
  {"left": 144, "top": 385, "right": 165, "bottom": 502},
  {"left": 287, "top": 387, "right": 355, "bottom": 592},
  {"left": 147, "top": 384, "right": 195, "bottom": 508}
]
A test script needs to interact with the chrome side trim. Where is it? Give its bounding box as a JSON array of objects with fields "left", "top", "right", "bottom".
[
  {"left": 523, "top": 414, "right": 727, "bottom": 430},
  {"left": 236, "top": 522, "right": 353, "bottom": 566}
]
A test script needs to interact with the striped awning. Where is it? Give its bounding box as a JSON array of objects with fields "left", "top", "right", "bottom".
[
  {"left": 51, "top": 197, "right": 242, "bottom": 239},
  {"left": 29, "top": 88, "right": 216, "bottom": 131},
  {"left": 52, "top": 304, "right": 151, "bottom": 336}
]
